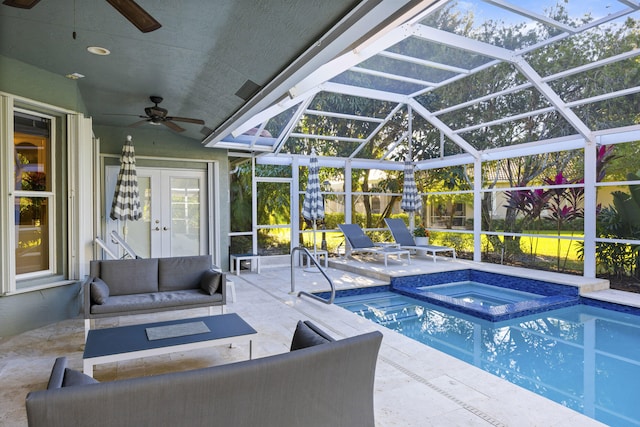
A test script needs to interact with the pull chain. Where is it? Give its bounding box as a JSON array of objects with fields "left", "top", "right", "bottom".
[{"left": 72, "top": 0, "right": 77, "bottom": 39}]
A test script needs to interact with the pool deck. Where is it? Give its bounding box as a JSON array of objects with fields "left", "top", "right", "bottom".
[{"left": 0, "top": 255, "right": 618, "bottom": 426}]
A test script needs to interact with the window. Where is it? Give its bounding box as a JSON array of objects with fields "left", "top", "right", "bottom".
[
  {"left": 13, "top": 111, "right": 54, "bottom": 277},
  {"left": 371, "top": 196, "right": 381, "bottom": 214},
  {"left": 430, "top": 201, "right": 466, "bottom": 228},
  {"left": 1, "top": 95, "right": 94, "bottom": 294}
]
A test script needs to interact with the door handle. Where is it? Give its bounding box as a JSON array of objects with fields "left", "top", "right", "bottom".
[
  {"left": 154, "top": 227, "right": 160, "bottom": 231},
  {"left": 163, "top": 227, "right": 169, "bottom": 231}
]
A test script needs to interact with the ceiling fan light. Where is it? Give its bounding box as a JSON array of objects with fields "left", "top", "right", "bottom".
[
  {"left": 87, "top": 46, "right": 111, "bottom": 56},
  {"left": 65, "top": 72, "right": 85, "bottom": 80}
]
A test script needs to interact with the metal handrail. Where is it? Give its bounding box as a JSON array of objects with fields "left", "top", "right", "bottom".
[
  {"left": 110, "top": 230, "right": 140, "bottom": 259},
  {"left": 290, "top": 246, "right": 335, "bottom": 304},
  {"left": 95, "top": 237, "right": 118, "bottom": 259}
]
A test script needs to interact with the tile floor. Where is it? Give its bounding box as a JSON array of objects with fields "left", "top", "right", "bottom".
[{"left": 1, "top": 255, "right": 613, "bottom": 426}]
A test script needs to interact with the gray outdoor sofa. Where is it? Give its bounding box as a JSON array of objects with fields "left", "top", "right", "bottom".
[
  {"left": 26, "top": 321, "right": 383, "bottom": 427},
  {"left": 84, "top": 255, "right": 225, "bottom": 336}
]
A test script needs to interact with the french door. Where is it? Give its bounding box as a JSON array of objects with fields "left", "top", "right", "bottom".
[{"left": 105, "top": 167, "right": 207, "bottom": 258}]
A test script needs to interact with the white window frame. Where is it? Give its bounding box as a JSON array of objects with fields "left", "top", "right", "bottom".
[
  {"left": 13, "top": 108, "right": 57, "bottom": 281},
  {"left": 1, "top": 92, "right": 94, "bottom": 295}
]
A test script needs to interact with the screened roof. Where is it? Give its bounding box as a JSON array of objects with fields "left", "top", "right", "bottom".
[{"left": 206, "top": 0, "right": 640, "bottom": 171}]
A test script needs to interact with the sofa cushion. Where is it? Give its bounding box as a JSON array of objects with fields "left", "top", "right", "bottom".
[
  {"left": 90, "top": 278, "right": 110, "bottom": 305},
  {"left": 290, "top": 320, "right": 335, "bottom": 351},
  {"left": 158, "top": 255, "right": 212, "bottom": 292},
  {"left": 99, "top": 258, "right": 159, "bottom": 296},
  {"left": 90, "top": 290, "right": 223, "bottom": 315},
  {"left": 200, "top": 269, "right": 222, "bottom": 295},
  {"left": 62, "top": 368, "right": 99, "bottom": 387}
]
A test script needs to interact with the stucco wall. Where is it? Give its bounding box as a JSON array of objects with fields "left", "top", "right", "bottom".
[
  {"left": 0, "top": 284, "right": 81, "bottom": 339},
  {"left": 0, "top": 55, "right": 87, "bottom": 113}
]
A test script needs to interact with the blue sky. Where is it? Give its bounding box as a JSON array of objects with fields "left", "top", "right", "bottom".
[{"left": 455, "top": 0, "right": 628, "bottom": 27}]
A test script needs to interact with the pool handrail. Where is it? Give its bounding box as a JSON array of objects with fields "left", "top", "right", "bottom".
[{"left": 290, "top": 247, "right": 335, "bottom": 304}]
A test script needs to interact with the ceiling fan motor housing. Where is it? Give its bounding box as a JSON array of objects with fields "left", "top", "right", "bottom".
[
  {"left": 125, "top": 95, "right": 203, "bottom": 131},
  {"left": 145, "top": 106, "right": 168, "bottom": 119}
]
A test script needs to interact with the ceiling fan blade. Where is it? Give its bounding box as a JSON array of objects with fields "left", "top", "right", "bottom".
[
  {"left": 166, "top": 116, "right": 205, "bottom": 125},
  {"left": 2, "top": 0, "right": 41, "bottom": 8},
  {"left": 105, "top": 0, "right": 161, "bottom": 33},
  {"left": 102, "top": 113, "right": 144, "bottom": 117},
  {"left": 162, "top": 120, "right": 185, "bottom": 132},
  {"left": 128, "top": 119, "right": 150, "bottom": 128}
]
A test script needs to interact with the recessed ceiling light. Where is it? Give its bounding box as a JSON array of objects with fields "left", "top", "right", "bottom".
[
  {"left": 87, "top": 46, "right": 111, "bottom": 56},
  {"left": 65, "top": 72, "right": 85, "bottom": 80}
]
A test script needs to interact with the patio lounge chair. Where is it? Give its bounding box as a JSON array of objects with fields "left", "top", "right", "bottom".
[
  {"left": 338, "top": 223, "right": 410, "bottom": 267},
  {"left": 384, "top": 218, "right": 456, "bottom": 262}
]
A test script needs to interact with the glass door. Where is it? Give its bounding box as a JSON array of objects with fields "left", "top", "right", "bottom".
[
  {"left": 105, "top": 167, "right": 207, "bottom": 258},
  {"left": 160, "top": 173, "right": 206, "bottom": 257}
]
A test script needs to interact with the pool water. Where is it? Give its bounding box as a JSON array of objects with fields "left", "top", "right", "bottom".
[
  {"left": 417, "top": 281, "right": 545, "bottom": 307},
  {"left": 336, "top": 291, "right": 640, "bottom": 427},
  {"left": 390, "top": 269, "right": 580, "bottom": 321}
]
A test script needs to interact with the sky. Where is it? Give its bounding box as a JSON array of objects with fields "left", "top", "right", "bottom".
[{"left": 455, "top": 0, "right": 628, "bottom": 27}]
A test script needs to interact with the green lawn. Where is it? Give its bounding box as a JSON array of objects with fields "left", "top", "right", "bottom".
[
  {"left": 301, "top": 230, "right": 585, "bottom": 258},
  {"left": 501, "top": 231, "right": 584, "bottom": 261}
]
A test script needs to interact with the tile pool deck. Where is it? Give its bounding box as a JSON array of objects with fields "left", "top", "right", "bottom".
[{"left": 2, "top": 255, "right": 631, "bottom": 426}]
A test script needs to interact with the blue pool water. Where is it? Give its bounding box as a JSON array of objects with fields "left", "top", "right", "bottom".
[{"left": 335, "top": 290, "right": 640, "bottom": 426}]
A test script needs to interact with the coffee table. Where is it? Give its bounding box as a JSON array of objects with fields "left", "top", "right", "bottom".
[{"left": 83, "top": 313, "right": 257, "bottom": 377}]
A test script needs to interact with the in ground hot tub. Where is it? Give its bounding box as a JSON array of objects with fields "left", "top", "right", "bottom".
[{"left": 390, "top": 269, "right": 579, "bottom": 321}]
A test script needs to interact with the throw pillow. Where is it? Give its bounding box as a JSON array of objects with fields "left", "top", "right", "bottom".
[
  {"left": 62, "top": 368, "right": 100, "bottom": 387},
  {"left": 290, "top": 320, "right": 335, "bottom": 351},
  {"left": 90, "top": 278, "right": 110, "bottom": 305},
  {"left": 200, "top": 269, "right": 222, "bottom": 295}
]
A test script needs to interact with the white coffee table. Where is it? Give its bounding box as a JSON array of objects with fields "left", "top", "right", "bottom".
[
  {"left": 230, "top": 253, "right": 261, "bottom": 275},
  {"left": 83, "top": 313, "right": 256, "bottom": 377}
]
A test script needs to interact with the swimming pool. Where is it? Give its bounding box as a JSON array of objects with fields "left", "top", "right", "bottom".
[{"left": 335, "top": 289, "right": 640, "bottom": 427}]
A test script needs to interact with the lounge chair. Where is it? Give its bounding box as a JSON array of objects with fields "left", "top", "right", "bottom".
[
  {"left": 338, "top": 223, "right": 410, "bottom": 267},
  {"left": 384, "top": 218, "right": 456, "bottom": 262}
]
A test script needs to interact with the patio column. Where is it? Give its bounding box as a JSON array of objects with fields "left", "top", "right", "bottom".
[
  {"left": 345, "top": 160, "right": 352, "bottom": 223},
  {"left": 251, "top": 156, "right": 258, "bottom": 253},
  {"left": 292, "top": 157, "right": 300, "bottom": 262},
  {"left": 583, "top": 140, "right": 597, "bottom": 278},
  {"left": 473, "top": 157, "right": 482, "bottom": 262}
]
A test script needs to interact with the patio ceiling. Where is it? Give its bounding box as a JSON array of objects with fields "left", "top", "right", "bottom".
[
  {"left": 206, "top": 0, "right": 640, "bottom": 170},
  {"left": 2, "top": 0, "right": 420, "bottom": 142}
]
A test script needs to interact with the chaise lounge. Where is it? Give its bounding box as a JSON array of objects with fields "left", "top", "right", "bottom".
[
  {"left": 338, "top": 223, "right": 410, "bottom": 267},
  {"left": 385, "top": 218, "right": 456, "bottom": 262}
]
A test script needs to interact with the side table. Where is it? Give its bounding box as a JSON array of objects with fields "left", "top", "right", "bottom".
[
  {"left": 300, "top": 249, "right": 328, "bottom": 268},
  {"left": 230, "top": 253, "right": 261, "bottom": 276}
]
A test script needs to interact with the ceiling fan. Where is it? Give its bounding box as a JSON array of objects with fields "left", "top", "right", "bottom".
[
  {"left": 129, "top": 96, "right": 205, "bottom": 132},
  {"left": 3, "top": 0, "right": 162, "bottom": 33}
]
